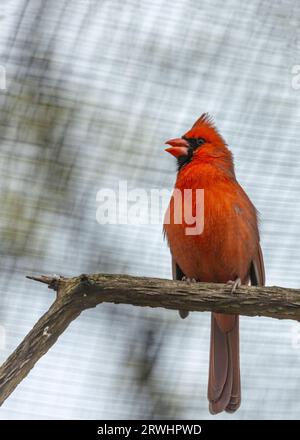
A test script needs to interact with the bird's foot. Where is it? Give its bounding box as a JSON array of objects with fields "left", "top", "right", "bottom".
[
  {"left": 181, "top": 276, "right": 197, "bottom": 285},
  {"left": 226, "top": 277, "right": 242, "bottom": 294}
]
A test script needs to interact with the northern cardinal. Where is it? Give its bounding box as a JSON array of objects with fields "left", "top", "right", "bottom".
[{"left": 163, "top": 114, "right": 265, "bottom": 414}]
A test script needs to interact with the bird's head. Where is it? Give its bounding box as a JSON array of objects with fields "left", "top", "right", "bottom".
[{"left": 165, "top": 113, "right": 232, "bottom": 172}]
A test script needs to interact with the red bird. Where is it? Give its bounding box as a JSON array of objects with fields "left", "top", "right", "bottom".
[{"left": 163, "top": 114, "right": 265, "bottom": 414}]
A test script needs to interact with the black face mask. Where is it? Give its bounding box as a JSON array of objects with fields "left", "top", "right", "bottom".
[{"left": 177, "top": 137, "right": 206, "bottom": 171}]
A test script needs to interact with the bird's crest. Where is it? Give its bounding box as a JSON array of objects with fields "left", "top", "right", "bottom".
[{"left": 184, "top": 113, "right": 225, "bottom": 145}]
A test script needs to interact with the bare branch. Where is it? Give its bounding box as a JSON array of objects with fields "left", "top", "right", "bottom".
[{"left": 0, "top": 273, "right": 299, "bottom": 406}]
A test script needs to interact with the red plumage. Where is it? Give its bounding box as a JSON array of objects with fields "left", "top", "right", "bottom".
[{"left": 164, "top": 114, "right": 265, "bottom": 414}]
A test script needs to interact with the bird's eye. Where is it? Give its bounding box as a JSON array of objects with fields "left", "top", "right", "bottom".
[
  {"left": 182, "top": 137, "right": 206, "bottom": 150},
  {"left": 195, "top": 137, "right": 205, "bottom": 147}
]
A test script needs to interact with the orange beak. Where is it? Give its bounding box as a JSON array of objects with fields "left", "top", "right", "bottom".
[{"left": 165, "top": 138, "right": 189, "bottom": 158}]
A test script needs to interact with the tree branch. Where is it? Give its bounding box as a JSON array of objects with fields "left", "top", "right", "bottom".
[{"left": 0, "top": 272, "right": 300, "bottom": 406}]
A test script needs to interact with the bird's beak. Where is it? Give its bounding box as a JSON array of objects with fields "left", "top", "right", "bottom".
[{"left": 165, "top": 138, "right": 189, "bottom": 158}]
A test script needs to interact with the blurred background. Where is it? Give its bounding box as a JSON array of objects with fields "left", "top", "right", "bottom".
[{"left": 1, "top": 0, "right": 300, "bottom": 420}]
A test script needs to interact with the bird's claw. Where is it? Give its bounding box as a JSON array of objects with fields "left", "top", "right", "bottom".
[
  {"left": 182, "top": 276, "right": 197, "bottom": 285},
  {"left": 226, "top": 277, "right": 242, "bottom": 294}
]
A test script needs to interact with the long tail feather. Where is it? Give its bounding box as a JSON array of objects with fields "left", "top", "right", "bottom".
[{"left": 208, "top": 313, "right": 240, "bottom": 414}]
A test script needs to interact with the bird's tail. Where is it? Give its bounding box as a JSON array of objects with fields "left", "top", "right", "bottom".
[{"left": 208, "top": 312, "right": 241, "bottom": 414}]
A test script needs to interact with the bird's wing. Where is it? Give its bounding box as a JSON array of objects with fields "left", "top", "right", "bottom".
[
  {"left": 172, "top": 257, "right": 185, "bottom": 281},
  {"left": 172, "top": 257, "right": 189, "bottom": 319},
  {"left": 250, "top": 243, "right": 265, "bottom": 286}
]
